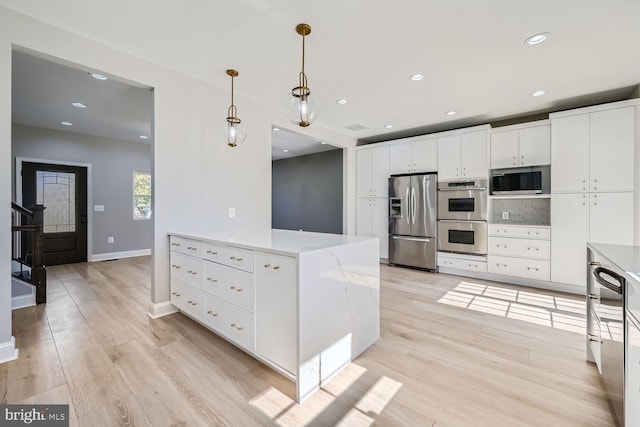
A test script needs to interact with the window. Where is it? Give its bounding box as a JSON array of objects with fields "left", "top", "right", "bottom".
[{"left": 133, "top": 171, "right": 152, "bottom": 220}]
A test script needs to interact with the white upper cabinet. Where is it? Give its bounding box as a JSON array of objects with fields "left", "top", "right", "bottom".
[
  {"left": 551, "top": 105, "right": 634, "bottom": 193},
  {"left": 491, "top": 123, "right": 550, "bottom": 169},
  {"left": 438, "top": 129, "right": 488, "bottom": 181},
  {"left": 389, "top": 138, "right": 437, "bottom": 175},
  {"left": 357, "top": 145, "right": 390, "bottom": 198},
  {"left": 589, "top": 107, "right": 635, "bottom": 193}
]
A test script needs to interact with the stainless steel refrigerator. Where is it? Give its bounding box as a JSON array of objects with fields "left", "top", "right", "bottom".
[{"left": 388, "top": 173, "right": 437, "bottom": 270}]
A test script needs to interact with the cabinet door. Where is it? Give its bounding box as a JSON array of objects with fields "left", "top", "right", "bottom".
[
  {"left": 626, "top": 314, "right": 640, "bottom": 427},
  {"left": 412, "top": 138, "right": 438, "bottom": 173},
  {"left": 356, "top": 149, "right": 373, "bottom": 197},
  {"left": 590, "top": 107, "right": 634, "bottom": 192},
  {"left": 356, "top": 198, "right": 373, "bottom": 237},
  {"left": 372, "top": 146, "right": 391, "bottom": 197},
  {"left": 437, "top": 135, "right": 461, "bottom": 181},
  {"left": 551, "top": 114, "right": 590, "bottom": 193},
  {"left": 461, "top": 131, "right": 488, "bottom": 179},
  {"left": 519, "top": 125, "right": 550, "bottom": 166},
  {"left": 255, "top": 252, "right": 297, "bottom": 374},
  {"left": 550, "top": 193, "right": 588, "bottom": 286},
  {"left": 389, "top": 142, "right": 413, "bottom": 175},
  {"left": 490, "top": 130, "right": 519, "bottom": 169},
  {"left": 372, "top": 198, "right": 389, "bottom": 259},
  {"left": 589, "top": 192, "right": 634, "bottom": 245}
]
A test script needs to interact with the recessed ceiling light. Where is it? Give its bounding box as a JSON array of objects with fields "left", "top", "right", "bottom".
[
  {"left": 60, "top": 121, "right": 72, "bottom": 126},
  {"left": 410, "top": 74, "right": 424, "bottom": 81},
  {"left": 139, "top": 135, "right": 148, "bottom": 140},
  {"left": 525, "top": 33, "right": 549, "bottom": 45},
  {"left": 272, "top": 127, "right": 280, "bottom": 131},
  {"left": 70, "top": 102, "right": 86, "bottom": 109},
  {"left": 91, "top": 73, "right": 108, "bottom": 80},
  {"left": 531, "top": 90, "right": 546, "bottom": 97},
  {"left": 283, "top": 149, "right": 289, "bottom": 153},
  {"left": 384, "top": 124, "right": 393, "bottom": 129},
  {"left": 320, "top": 142, "right": 327, "bottom": 145},
  {"left": 445, "top": 111, "right": 457, "bottom": 116},
  {"left": 336, "top": 99, "right": 348, "bottom": 105}
]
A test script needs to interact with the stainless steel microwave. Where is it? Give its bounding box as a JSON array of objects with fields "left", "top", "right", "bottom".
[{"left": 490, "top": 166, "right": 550, "bottom": 195}]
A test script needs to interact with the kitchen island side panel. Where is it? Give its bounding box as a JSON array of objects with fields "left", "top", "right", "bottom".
[{"left": 297, "top": 238, "right": 380, "bottom": 401}]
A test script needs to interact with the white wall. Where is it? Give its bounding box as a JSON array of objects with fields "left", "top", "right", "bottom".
[{"left": 0, "top": 6, "right": 357, "bottom": 358}]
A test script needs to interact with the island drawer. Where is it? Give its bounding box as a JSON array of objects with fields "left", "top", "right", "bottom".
[
  {"left": 170, "top": 252, "right": 204, "bottom": 289},
  {"left": 204, "top": 261, "right": 254, "bottom": 311},
  {"left": 204, "top": 243, "right": 254, "bottom": 273},
  {"left": 170, "top": 236, "right": 204, "bottom": 257},
  {"left": 171, "top": 279, "right": 204, "bottom": 321},
  {"left": 204, "top": 294, "right": 254, "bottom": 352}
]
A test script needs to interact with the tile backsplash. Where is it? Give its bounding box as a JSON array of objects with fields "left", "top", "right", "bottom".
[{"left": 491, "top": 198, "right": 550, "bottom": 225}]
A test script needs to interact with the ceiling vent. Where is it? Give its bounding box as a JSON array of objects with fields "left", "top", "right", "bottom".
[{"left": 345, "top": 123, "right": 369, "bottom": 131}]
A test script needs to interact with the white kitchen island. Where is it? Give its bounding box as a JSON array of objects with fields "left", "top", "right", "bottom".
[{"left": 167, "top": 229, "right": 380, "bottom": 402}]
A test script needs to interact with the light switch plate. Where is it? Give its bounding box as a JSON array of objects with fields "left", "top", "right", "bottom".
[{"left": 228, "top": 207, "right": 236, "bottom": 218}]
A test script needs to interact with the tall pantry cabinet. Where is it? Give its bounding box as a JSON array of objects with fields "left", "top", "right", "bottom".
[
  {"left": 550, "top": 100, "right": 639, "bottom": 287},
  {"left": 356, "top": 145, "right": 390, "bottom": 258}
]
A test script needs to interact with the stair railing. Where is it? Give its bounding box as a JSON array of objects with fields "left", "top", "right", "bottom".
[{"left": 11, "top": 202, "right": 46, "bottom": 304}]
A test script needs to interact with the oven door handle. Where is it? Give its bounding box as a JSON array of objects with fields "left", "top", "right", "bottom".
[
  {"left": 437, "top": 187, "right": 487, "bottom": 191},
  {"left": 438, "top": 219, "right": 487, "bottom": 224},
  {"left": 593, "top": 266, "right": 624, "bottom": 295}
]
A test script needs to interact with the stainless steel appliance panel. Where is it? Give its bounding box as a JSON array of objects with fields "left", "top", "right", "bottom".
[
  {"left": 389, "top": 175, "right": 412, "bottom": 236},
  {"left": 411, "top": 174, "right": 437, "bottom": 238},
  {"left": 437, "top": 181, "right": 488, "bottom": 221},
  {"left": 437, "top": 220, "right": 488, "bottom": 255},
  {"left": 389, "top": 235, "right": 436, "bottom": 270}
]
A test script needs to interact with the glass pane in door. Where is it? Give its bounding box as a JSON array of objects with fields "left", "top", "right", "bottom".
[{"left": 36, "top": 170, "right": 76, "bottom": 233}]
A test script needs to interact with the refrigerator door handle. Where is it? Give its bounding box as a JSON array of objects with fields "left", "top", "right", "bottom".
[
  {"left": 391, "top": 236, "right": 431, "bottom": 242},
  {"left": 411, "top": 187, "right": 416, "bottom": 225},
  {"left": 405, "top": 187, "right": 410, "bottom": 225}
]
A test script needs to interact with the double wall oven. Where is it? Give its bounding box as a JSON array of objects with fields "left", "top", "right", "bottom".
[{"left": 437, "top": 179, "right": 488, "bottom": 255}]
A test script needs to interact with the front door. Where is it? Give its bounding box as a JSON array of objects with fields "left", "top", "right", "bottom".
[{"left": 22, "top": 162, "right": 88, "bottom": 265}]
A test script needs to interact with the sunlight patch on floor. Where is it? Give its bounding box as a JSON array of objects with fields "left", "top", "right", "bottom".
[
  {"left": 250, "top": 365, "right": 401, "bottom": 426},
  {"left": 437, "top": 281, "right": 587, "bottom": 334}
]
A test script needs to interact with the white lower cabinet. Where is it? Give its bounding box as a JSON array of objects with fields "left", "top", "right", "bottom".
[
  {"left": 487, "top": 225, "right": 551, "bottom": 281},
  {"left": 356, "top": 197, "right": 388, "bottom": 258},
  {"left": 487, "top": 255, "right": 550, "bottom": 281},
  {"left": 170, "top": 279, "right": 204, "bottom": 320},
  {"left": 626, "top": 313, "right": 640, "bottom": 426},
  {"left": 438, "top": 253, "right": 487, "bottom": 273},
  {"left": 255, "top": 252, "right": 297, "bottom": 375}
]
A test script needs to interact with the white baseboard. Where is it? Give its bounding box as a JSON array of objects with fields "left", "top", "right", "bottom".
[
  {"left": 90, "top": 249, "right": 151, "bottom": 262},
  {"left": 12, "top": 294, "right": 36, "bottom": 310},
  {"left": 147, "top": 301, "right": 178, "bottom": 319},
  {"left": 0, "top": 337, "right": 19, "bottom": 364}
]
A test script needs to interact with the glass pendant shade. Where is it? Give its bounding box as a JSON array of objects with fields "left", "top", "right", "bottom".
[
  {"left": 224, "top": 117, "right": 247, "bottom": 147},
  {"left": 286, "top": 86, "right": 319, "bottom": 127}
]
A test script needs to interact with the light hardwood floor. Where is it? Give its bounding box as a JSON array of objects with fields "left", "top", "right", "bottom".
[{"left": 1, "top": 257, "right": 615, "bottom": 426}]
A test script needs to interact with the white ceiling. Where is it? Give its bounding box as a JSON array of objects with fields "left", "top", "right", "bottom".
[
  {"left": 271, "top": 127, "right": 339, "bottom": 161},
  {"left": 4, "top": 0, "right": 640, "bottom": 145}
]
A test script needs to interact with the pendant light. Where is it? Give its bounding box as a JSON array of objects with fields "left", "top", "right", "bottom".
[
  {"left": 286, "top": 23, "right": 319, "bottom": 127},
  {"left": 225, "top": 69, "right": 247, "bottom": 147}
]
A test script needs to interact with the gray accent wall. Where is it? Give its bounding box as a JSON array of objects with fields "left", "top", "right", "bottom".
[
  {"left": 272, "top": 149, "right": 343, "bottom": 234},
  {"left": 11, "top": 124, "right": 152, "bottom": 256}
]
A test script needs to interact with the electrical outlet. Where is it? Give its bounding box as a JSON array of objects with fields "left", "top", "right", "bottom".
[
  {"left": 228, "top": 207, "right": 236, "bottom": 218},
  {"left": 502, "top": 211, "right": 510, "bottom": 220},
  {"left": 94, "top": 205, "right": 105, "bottom": 212},
  {"left": 108, "top": 236, "right": 114, "bottom": 243}
]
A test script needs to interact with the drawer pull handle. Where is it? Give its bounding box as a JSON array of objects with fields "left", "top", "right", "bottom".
[
  {"left": 171, "top": 242, "right": 180, "bottom": 246},
  {"left": 173, "top": 265, "right": 181, "bottom": 269},
  {"left": 174, "top": 293, "right": 181, "bottom": 297},
  {"left": 187, "top": 270, "right": 192, "bottom": 273},
  {"left": 191, "top": 302, "right": 197, "bottom": 306},
  {"left": 189, "top": 247, "right": 197, "bottom": 251},
  {"left": 206, "top": 250, "right": 218, "bottom": 255},
  {"left": 588, "top": 336, "right": 602, "bottom": 343},
  {"left": 273, "top": 266, "right": 280, "bottom": 270},
  {"left": 187, "top": 300, "right": 193, "bottom": 304},
  {"left": 264, "top": 264, "right": 271, "bottom": 268},
  {"left": 207, "top": 277, "right": 218, "bottom": 282},
  {"left": 236, "top": 326, "right": 244, "bottom": 331},
  {"left": 588, "top": 294, "right": 598, "bottom": 300},
  {"left": 230, "top": 256, "right": 236, "bottom": 260},
  {"left": 230, "top": 285, "right": 236, "bottom": 290},
  {"left": 190, "top": 271, "right": 197, "bottom": 275},
  {"left": 207, "top": 310, "right": 219, "bottom": 317},
  {"left": 231, "top": 322, "right": 237, "bottom": 328},
  {"left": 236, "top": 258, "right": 243, "bottom": 262},
  {"left": 171, "top": 292, "right": 177, "bottom": 295}
]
